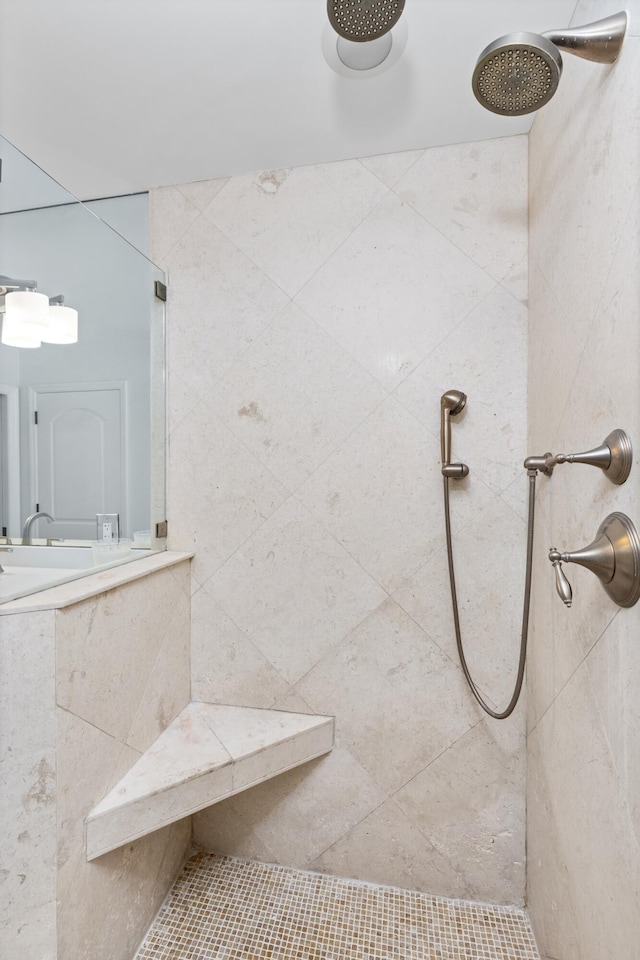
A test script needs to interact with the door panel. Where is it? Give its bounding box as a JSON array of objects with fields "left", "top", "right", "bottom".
[{"left": 33, "top": 384, "right": 126, "bottom": 541}]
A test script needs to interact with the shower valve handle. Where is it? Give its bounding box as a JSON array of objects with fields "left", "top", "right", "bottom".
[
  {"left": 548, "top": 513, "right": 640, "bottom": 609},
  {"left": 549, "top": 550, "right": 573, "bottom": 607}
]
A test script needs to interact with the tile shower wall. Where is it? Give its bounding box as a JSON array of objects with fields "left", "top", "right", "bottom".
[
  {"left": 0, "top": 561, "right": 192, "bottom": 960},
  {"left": 151, "top": 135, "right": 528, "bottom": 905},
  {"left": 527, "top": 2, "right": 640, "bottom": 958}
]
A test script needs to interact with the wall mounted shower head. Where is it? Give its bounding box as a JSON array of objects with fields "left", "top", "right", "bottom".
[
  {"left": 440, "top": 390, "right": 468, "bottom": 475},
  {"left": 472, "top": 11, "right": 628, "bottom": 116}
]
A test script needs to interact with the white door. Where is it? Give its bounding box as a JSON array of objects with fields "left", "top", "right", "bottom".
[{"left": 31, "top": 382, "right": 127, "bottom": 541}]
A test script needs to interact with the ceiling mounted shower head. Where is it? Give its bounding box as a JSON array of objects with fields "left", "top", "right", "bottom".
[
  {"left": 472, "top": 11, "right": 628, "bottom": 116},
  {"left": 327, "top": 0, "right": 405, "bottom": 43}
]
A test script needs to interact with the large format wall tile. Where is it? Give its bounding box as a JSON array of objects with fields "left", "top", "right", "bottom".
[
  {"left": 395, "top": 284, "right": 527, "bottom": 497},
  {"left": 396, "top": 136, "right": 527, "bottom": 284},
  {"left": 297, "top": 598, "right": 481, "bottom": 794},
  {"left": 295, "top": 192, "right": 496, "bottom": 390},
  {"left": 396, "top": 715, "right": 525, "bottom": 906},
  {"left": 395, "top": 496, "right": 527, "bottom": 711},
  {"left": 207, "top": 498, "right": 386, "bottom": 685},
  {"left": 310, "top": 798, "right": 466, "bottom": 899},
  {"left": 56, "top": 565, "right": 190, "bottom": 748},
  {"left": 528, "top": 22, "right": 640, "bottom": 955},
  {"left": 208, "top": 301, "right": 386, "bottom": 491},
  {"left": 0, "top": 610, "right": 56, "bottom": 946},
  {"left": 298, "top": 396, "right": 494, "bottom": 594},
  {"left": 164, "top": 214, "right": 289, "bottom": 397},
  {"left": 155, "top": 136, "right": 528, "bottom": 905},
  {"left": 204, "top": 160, "right": 388, "bottom": 297},
  {"left": 168, "top": 401, "right": 289, "bottom": 586}
]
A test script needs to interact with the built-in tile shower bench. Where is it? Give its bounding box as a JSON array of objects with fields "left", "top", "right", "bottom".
[
  {"left": 85, "top": 700, "right": 334, "bottom": 859},
  {"left": 0, "top": 551, "right": 334, "bottom": 960}
]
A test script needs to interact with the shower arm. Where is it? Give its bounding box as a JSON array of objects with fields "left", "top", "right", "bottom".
[
  {"left": 543, "top": 11, "right": 628, "bottom": 64},
  {"left": 523, "top": 429, "right": 632, "bottom": 485}
]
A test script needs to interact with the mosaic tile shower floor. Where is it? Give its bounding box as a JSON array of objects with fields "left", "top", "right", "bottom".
[{"left": 135, "top": 853, "right": 540, "bottom": 960}]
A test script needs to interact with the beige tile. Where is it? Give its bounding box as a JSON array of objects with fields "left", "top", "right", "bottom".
[
  {"left": 191, "top": 586, "right": 290, "bottom": 708},
  {"left": 530, "top": 664, "right": 640, "bottom": 959},
  {"left": 205, "top": 159, "right": 388, "bottom": 297},
  {"left": 210, "top": 746, "right": 386, "bottom": 867},
  {"left": 207, "top": 497, "right": 386, "bottom": 685},
  {"left": 396, "top": 136, "right": 528, "bottom": 283},
  {"left": 0, "top": 899, "right": 56, "bottom": 960},
  {"left": 208, "top": 301, "right": 387, "bottom": 491},
  {"left": 149, "top": 185, "right": 200, "bottom": 267},
  {"left": 529, "top": 42, "right": 640, "bottom": 344},
  {"left": 394, "top": 496, "right": 528, "bottom": 711},
  {"left": 59, "top": 820, "right": 189, "bottom": 960},
  {"left": 168, "top": 401, "right": 289, "bottom": 585},
  {"left": 56, "top": 709, "right": 140, "bottom": 900},
  {"left": 500, "top": 255, "right": 528, "bottom": 305},
  {"left": 526, "top": 724, "right": 583, "bottom": 960},
  {"left": 587, "top": 612, "right": 640, "bottom": 844},
  {"left": 358, "top": 148, "right": 424, "bottom": 187},
  {"left": 0, "top": 751, "right": 57, "bottom": 923},
  {"left": 193, "top": 802, "right": 278, "bottom": 862},
  {"left": 396, "top": 718, "right": 525, "bottom": 906},
  {"left": 164, "top": 213, "right": 289, "bottom": 397},
  {"left": 175, "top": 176, "right": 229, "bottom": 211},
  {"left": 396, "top": 284, "right": 527, "bottom": 497},
  {"left": 56, "top": 568, "right": 191, "bottom": 746},
  {"left": 166, "top": 366, "right": 200, "bottom": 438},
  {"left": 298, "top": 396, "right": 494, "bottom": 594},
  {"left": 295, "top": 192, "right": 495, "bottom": 390},
  {"left": 0, "top": 610, "right": 55, "bottom": 756},
  {"left": 297, "top": 598, "right": 480, "bottom": 794},
  {"left": 310, "top": 798, "right": 467, "bottom": 899},
  {"left": 0, "top": 611, "right": 57, "bottom": 927}
]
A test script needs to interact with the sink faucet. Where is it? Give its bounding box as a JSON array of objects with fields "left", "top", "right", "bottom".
[
  {"left": 22, "top": 511, "right": 55, "bottom": 545},
  {"left": 0, "top": 546, "right": 13, "bottom": 573}
]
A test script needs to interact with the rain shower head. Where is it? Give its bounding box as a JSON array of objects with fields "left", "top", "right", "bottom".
[
  {"left": 327, "top": 0, "right": 405, "bottom": 42},
  {"left": 472, "top": 11, "right": 628, "bottom": 116}
]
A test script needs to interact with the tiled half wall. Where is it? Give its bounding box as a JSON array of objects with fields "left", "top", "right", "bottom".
[{"left": 152, "top": 135, "right": 529, "bottom": 905}]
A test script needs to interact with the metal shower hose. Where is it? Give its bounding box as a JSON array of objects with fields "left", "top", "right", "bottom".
[{"left": 442, "top": 471, "right": 537, "bottom": 720}]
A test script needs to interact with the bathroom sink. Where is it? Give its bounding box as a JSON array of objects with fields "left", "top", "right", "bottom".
[
  {"left": 0, "top": 565, "right": 85, "bottom": 600},
  {"left": 0, "top": 544, "right": 152, "bottom": 604},
  {"left": 1, "top": 544, "right": 94, "bottom": 569}
]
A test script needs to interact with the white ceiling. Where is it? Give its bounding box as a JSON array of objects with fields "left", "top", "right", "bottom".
[{"left": 0, "top": 0, "right": 578, "bottom": 201}]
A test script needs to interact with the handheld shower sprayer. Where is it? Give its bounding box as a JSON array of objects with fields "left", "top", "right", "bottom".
[{"left": 440, "top": 390, "right": 469, "bottom": 479}]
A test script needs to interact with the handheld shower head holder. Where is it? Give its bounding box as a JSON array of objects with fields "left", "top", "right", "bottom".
[{"left": 440, "top": 389, "right": 468, "bottom": 478}]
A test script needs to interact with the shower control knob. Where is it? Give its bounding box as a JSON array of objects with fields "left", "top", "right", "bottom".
[
  {"left": 548, "top": 513, "right": 640, "bottom": 608},
  {"left": 549, "top": 550, "right": 572, "bottom": 607}
]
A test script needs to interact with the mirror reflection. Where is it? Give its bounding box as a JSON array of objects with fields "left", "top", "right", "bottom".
[{"left": 0, "top": 135, "right": 166, "bottom": 600}]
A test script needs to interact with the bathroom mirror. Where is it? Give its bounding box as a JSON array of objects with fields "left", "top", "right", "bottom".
[{"left": 0, "top": 135, "right": 166, "bottom": 551}]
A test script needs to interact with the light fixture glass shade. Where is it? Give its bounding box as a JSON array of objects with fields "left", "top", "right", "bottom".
[
  {"left": 42, "top": 304, "right": 78, "bottom": 344},
  {"left": 5, "top": 289, "right": 50, "bottom": 341},
  {"left": 1, "top": 313, "right": 42, "bottom": 348}
]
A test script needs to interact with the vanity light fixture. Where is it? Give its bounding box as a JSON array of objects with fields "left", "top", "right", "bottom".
[{"left": 0, "top": 275, "right": 79, "bottom": 348}]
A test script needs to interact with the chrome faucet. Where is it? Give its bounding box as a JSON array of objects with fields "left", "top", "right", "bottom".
[
  {"left": 22, "top": 511, "right": 55, "bottom": 545},
  {"left": 0, "top": 546, "right": 13, "bottom": 573}
]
